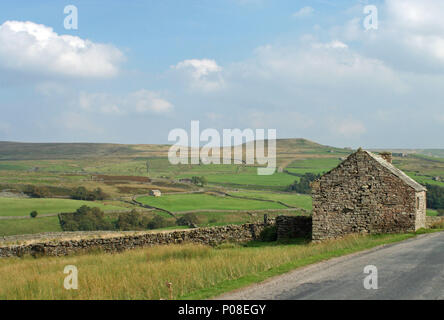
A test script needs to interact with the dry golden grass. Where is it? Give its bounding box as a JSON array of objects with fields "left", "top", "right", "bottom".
[{"left": 0, "top": 233, "right": 415, "bottom": 300}]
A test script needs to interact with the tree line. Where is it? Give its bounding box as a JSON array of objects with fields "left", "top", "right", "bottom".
[{"left": 59, "top": 206, "right": 200, "bottom": 232}]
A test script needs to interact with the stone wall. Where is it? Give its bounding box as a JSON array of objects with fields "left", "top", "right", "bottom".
[
  {"left": 312, "top": 150, "right": 418, "bottom": 241},
  {"left": 276, "top": 215, "right": 312, "bottom": 240},
  {"left": 0, "top": 222, "right": 268, "bottom": 258},
  {"left": 426, "top": 216, "right": 444, "bottom": 228},
  {"left": 415, "top": 191, "right": 427, "bottom": 230}
]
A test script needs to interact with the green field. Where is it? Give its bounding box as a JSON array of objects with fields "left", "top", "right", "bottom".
[
  {"left": 180, "top": 168, "right": 297, "bottom": 189},
  {"left": 405, "top": 172, "right": 444, "bottom": 187},
  {"left": 0, "top": 216, "right": 62, "bottom": 236},
  {"left": 228, "top": 190, "right": 312, "bottom": 211},
  {"left": 137, "top": 193, "right": 287, "bottom": 212},
  {"left": 285, "top": 158, "right": 341, "bottom": 175},
  {"left": 0, "top": 198, "right": 126, "bottom": 217},
  {"left": 0, "top": 140, "right": 442, "bottom": 236}
]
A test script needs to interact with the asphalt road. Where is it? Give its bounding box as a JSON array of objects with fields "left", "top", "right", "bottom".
[{"left": 216, "top": 231, "right": 444, "bottom": 300}]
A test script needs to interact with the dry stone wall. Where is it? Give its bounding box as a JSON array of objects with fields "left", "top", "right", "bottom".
[
  {"left": 0, "top": 223, "right": 268, "bottom": 258},
  {"left": 276, "top": 215, "right": 312, "bottom": 239},
  {"left": 415, "top": 191, "right": 427, "bottom": 230},
  {"left": 426, "top": 216, "right": 444, "bottom": 228}
]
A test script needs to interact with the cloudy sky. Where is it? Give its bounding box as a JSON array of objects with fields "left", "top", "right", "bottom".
[{"left": 0, "top": 0, "right": 443, "bottom": 148}]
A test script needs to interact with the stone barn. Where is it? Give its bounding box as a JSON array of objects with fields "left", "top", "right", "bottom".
[
  {"left": 311, "top": 149, "right": 427, "bottom": 241},
  {"left": 149, "top": 189, "right": 162, "bottom": 197}
]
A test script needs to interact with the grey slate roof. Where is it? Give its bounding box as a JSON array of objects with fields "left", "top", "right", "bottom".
[{"left": 364, "top": 150, "right": 427, "bottom": 192}]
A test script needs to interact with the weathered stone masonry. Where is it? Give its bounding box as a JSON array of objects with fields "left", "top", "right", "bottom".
[
  {"left": 0, "top": 223, "right": 268, "bottom": 258},
  {"left": 276, "top": 215, "right": 312, "bottom": 240},
  {"left": 311, "top": 149, "right": 427, "bottom": 241}
]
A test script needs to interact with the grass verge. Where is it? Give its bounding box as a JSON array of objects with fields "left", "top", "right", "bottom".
[
  {"left": 180, "top": 232, "right": 422, "bottom": 299},
  {"left": 2, "top": 230, "right": 441, "bottom": 300}
]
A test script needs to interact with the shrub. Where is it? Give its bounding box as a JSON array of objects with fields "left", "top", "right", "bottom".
[
  {"left": 259, "top": 225, "right": 277, "bottom": 242},
  {"left": 287, "top": 173, "right": 321, "bottom": 194},
  {"left": 115, "top": 210, "right": 147, "bottom": 231},
  {"left": 59, "top": 205, "right": 114, "bottom": 231},
  {"left": 176, "top": 213, "right": 200, "bottom": 226},
  {"left": 71, "top": 187, "right": 108, "bottom": 201},
  {"left": 426, "top": 184, "right": 444, "bottom": 210},
  {"left": 147, "top": 215, "right": 172, "bottom": 230},
  {"left": 191, "top": 176, "right": 207, "bottom": 187},
  {"left": 30, "top": 211, "right": 38, "bottom": 218},
  {"left": 23, "top": 185, "right": 49, "bottom": 198}
]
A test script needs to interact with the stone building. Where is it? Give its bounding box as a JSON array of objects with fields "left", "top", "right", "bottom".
[
  {"left": 149, "top": 189, "right": 162, "bottom": 197},
  {"left": 311, "top": 149, "right": 427, "bottom": 241}
]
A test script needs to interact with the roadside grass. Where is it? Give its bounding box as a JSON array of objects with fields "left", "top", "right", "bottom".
[
  {"left": 137, "top": 193, "right": 287, "bottom": 212},
  {"left": 0, "top": 198, "right": 126, "bottom": 217},
  {"left": 0, "top": 231, "right": 433, "bottom": 300}
]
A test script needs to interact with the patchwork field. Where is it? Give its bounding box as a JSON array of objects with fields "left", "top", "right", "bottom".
[
  {"left": 0, "top": 139, "right": 442, "bottom": 237},
  {"left": 0, "top": 198, "right": 126, "bottom": 217},
  {"left": 137, "top": 193, "right": 287, "bottom": 212},
  {"left": 227, "top": 190, "right": 313, "bottom": 211},
  {"left": 0, "top": 216, "right": 62, "bottom": 236}
]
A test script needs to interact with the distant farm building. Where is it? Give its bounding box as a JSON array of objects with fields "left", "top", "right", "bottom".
[
  {"left": 311, "top": 149, "right": 427, "bottom": 241},
  {"left": 149, "top": 190, "right": 162, "bottom": 197}
]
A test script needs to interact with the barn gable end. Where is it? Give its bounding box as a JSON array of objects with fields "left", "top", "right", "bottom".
[{"left": 311, "top": 149, "right": 427, "bottom": 241}]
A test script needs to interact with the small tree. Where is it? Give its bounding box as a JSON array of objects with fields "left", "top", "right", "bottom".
[
  {"left": 30, "top": 211, "right": 38, "bottom": 218},
  {"left": 176, "top": 213, "right": 199, "bottom": 226},
  {"left": 191, "top": 176, "right": 207, "bottom": 187},
  {"left": 199, "top": 176, "right": 207, "bottom": 187}
]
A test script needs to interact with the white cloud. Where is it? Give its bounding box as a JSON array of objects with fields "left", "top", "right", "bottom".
[
  {"left": 235, "top": 41, "right": 405, "bottom": 92},
  {"left": 0, "top": 21, "right": 124, "bottom": 78},
  {"left": 313, "top": 40, "right": 348, "bottom": 49},
  {"left": 35, "top": 82, "right": 68, "bottom": 96},
  {"left": 56, "top": 112, "right": 105, "bottom": 135},
  {"left": 172, "top": 59, "right": 224, "bottom": 91},
  {"left": 386, "top": 0, "right": 444, "bottom": 33},
  {"left": 175, "top": 59, "right": 221, "bottom": 79},
  {"left": 332, "top": 0, "right": 444, "bottom": 72},
  {"left": 78, "top": 90, "right": 173, "bottom": 115},
  {"left": 333, "top": 118, "right": 367, "bottom": 137},
  {"left": 131, "top": 90, "right": 174, "bottom": 114},
  {"left": 293, "top": 6, "right": 314, "bottom": 18}
]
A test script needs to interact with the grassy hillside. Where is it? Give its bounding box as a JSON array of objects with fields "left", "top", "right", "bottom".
[
  {"left": 0, "top": 141, "right": 170, "bottom": 160},
  {"left": 0, "top": 139, "right": 442, "bottom": 237}
]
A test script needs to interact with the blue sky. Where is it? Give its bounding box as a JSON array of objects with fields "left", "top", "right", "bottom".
[{"left": 0, "top": 0, "right": 442, "bottom": 148}]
